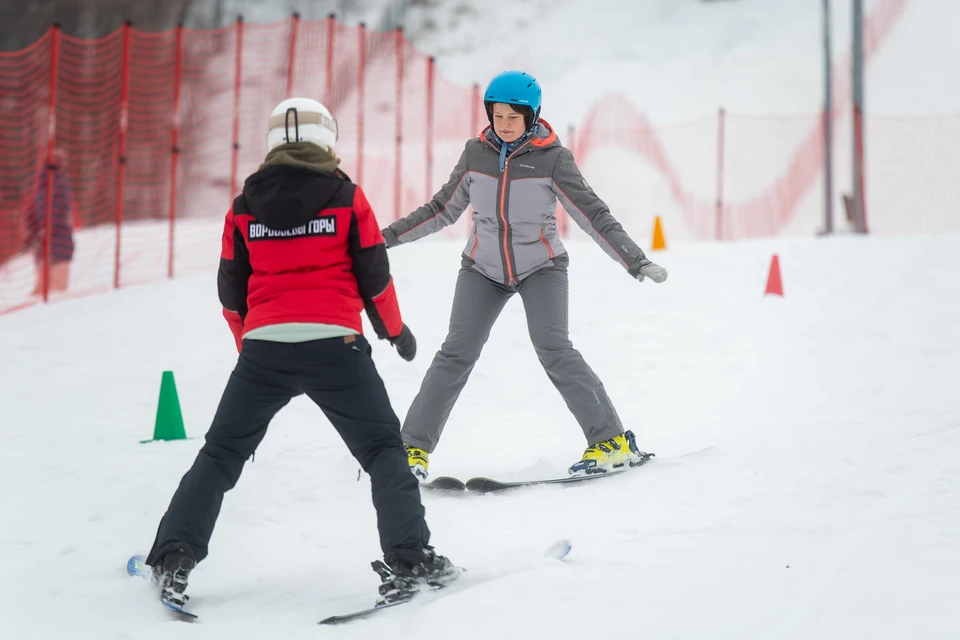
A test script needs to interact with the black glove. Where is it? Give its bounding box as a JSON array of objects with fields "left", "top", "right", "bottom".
[{"left": 389, "top": 324, "right": 416, "bottom": 361}]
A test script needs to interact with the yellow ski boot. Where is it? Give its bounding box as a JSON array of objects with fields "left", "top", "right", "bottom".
[
  {"left": 568, "top": 430, "right": 646, "bottom": 476},
  {"left": 404, "top": 444, "right": 429, "bottom": 481}
]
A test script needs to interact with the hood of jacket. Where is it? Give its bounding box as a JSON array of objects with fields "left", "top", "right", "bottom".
[{"left": 242, "top": 142, "right": 345, "bottom": 231}]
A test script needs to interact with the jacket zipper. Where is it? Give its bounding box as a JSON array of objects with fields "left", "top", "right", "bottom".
[
  {"left": 539, "top": 226, "right": 555, "bottom": 259},
  {"left": 498, "top": 166, "right": 513, "bottom": 284},
  {"left": 497, "top": 140, "right": 533, "bottom": 285}
]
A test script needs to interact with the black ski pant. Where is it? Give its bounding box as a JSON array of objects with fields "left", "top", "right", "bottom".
[{"left": 145, "top": 335, "right": 430, "bottom": 568}]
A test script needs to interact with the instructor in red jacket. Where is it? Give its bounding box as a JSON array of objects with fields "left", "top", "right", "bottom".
[{"left": 143, "top": 98, "right": 458, "bottom": 609}]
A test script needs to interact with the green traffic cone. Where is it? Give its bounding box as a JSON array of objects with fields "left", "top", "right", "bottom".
[{"left": 142, "top": 371, "right": 186, "bottom": 443}]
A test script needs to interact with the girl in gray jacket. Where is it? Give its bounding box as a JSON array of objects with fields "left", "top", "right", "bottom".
[{"left": 382, "top": 70, "right": 667, "bottom": 479}]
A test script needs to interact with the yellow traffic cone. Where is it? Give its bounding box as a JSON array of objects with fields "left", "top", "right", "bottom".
[{"left": 651, "top": 215, "right": 667, "bottom": 251}]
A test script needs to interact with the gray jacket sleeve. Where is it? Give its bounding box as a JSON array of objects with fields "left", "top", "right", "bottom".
[
  {"left": 551, "top": 148, "right": 649, "bottom": 276},
  {"left": 385, "top": 144, "right": 471, "bottom": 246}
]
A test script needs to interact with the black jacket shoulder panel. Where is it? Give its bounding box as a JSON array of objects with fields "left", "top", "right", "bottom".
[{"left": 241, "top": 164, "right": 348, "bottom": 230}]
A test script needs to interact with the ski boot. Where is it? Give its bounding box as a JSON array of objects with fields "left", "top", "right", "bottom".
[
  {"left": 568, "top": 429, "right": 648, "bottom": 476},
  {"left": 404, "top": 443, "right": 429, "bottom": 481},
  {"left": 371, "top": 546, "right": 460, "bottom": 606},
  {"left": 150, "top": 548, "right": 196, "bottom": 607}
]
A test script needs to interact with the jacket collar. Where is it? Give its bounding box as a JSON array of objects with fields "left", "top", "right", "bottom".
[{"left": 480, "top": 119, "right": 559, "bottom": 156}]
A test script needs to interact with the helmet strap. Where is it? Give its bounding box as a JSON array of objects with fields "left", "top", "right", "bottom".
[{"left": 284, "top": 107, "right": 299, "bottom": 143}]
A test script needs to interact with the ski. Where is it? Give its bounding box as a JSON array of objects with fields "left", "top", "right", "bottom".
[
  {"left": 319, "top": 540, "right": 572, "bottom": 625},
  {"left": 159, "top": 596, "right": 199, "bottom": 620},
  {"left": 126, "top": 554, "right": 199, "bottom": 620},
  {"left": 418, "top": 476, "right": 466, "bottom": 493},
  {"left": 319, "top": 587, "right": 437, "bottom": 625},
  {"left": 464, "top": 452, "right": 655, "bottom": 494}
]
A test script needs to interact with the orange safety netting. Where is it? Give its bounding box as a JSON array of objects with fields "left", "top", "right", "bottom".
[{"left": 1, "top": 0, "right": 940, "bottom": 314}]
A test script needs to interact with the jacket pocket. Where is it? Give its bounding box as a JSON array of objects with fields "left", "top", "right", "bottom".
[
  {"left": 470, "top": 224, "right": 480, "bottom": 259},
  {"left": 539, "top": 225, "right": 555, "bottom": 259}
]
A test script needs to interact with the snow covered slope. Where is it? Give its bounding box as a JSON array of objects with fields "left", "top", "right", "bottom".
[
  {"left": 401, "top": 0, "right": 960, "bottom": 241},
  {"left": 407, "top": 0, "right": 955, "bottom": 125},
  {"left": 1, "top": 232, "right": 958, "bottom": 638},
  {"left": 408, "top": 0, "right": 837, "bottom": 126}
]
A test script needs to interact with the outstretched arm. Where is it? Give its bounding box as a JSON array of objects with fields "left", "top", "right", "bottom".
[
  {"left": 551, "top": 148, "right": 665, "bottom": 282},
  {"left": 382, "top": 143, "right": 471, "bottom": 247}
]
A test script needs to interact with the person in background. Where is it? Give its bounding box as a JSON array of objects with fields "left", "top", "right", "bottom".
[{"left": 22, "top": 147, "right": 75, "bottom": 296}]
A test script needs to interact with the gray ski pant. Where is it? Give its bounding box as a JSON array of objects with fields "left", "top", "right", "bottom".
[{"left": 400, "top": 262, "right": 624, "bottom": 453}]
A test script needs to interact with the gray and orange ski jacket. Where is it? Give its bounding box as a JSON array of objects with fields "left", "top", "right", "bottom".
[{"left": 383, "top": 120, "right": 650, "bottom": 285}]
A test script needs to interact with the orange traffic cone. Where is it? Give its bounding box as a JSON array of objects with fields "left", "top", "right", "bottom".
[
  {"left": 764, "top": 254, "right": 783, "bottom": 296},
  {"left": 651, "top": 215, "right": 666, "bottom": 251}
]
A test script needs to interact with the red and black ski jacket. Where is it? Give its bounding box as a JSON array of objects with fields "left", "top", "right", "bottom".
[{"left": 217, "top": 163, "right": 403, "bottom": 351}]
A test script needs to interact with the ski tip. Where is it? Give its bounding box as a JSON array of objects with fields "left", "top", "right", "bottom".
[
  {"left": 420, "top": 476, "right": 467, "bottom": 492},
  {"left": 127, "top": 554, "right": 148, "bottom": 577},
  {"left": 544, "top": 539, "right": 573, "bottom": 560},
  {"left": 162, "top": 599, "right": 199, "bottom": 619}
]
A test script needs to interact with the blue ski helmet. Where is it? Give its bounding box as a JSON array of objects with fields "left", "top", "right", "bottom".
[{"left": 483, "top": 70, "right": 542, "bottom": 129}]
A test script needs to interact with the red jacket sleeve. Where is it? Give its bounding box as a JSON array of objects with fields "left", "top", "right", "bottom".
[
  {"left": 347, "top": 186, "right": 403, "bottom": 339},
  {"left": 217, "top": 202, "right": 252, "bottom": 351}
]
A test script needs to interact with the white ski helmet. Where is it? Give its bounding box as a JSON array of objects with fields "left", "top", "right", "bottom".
[{"left": 266, "top": 97, "right": 338, "bottom": 153}]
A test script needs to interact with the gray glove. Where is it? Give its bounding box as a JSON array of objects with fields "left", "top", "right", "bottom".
[
  {"left": 381, "top": 227, "right": 400, "bottom": 248},
  {"left": 636, "top": 259, "right": 668, "bottom": 283}
]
